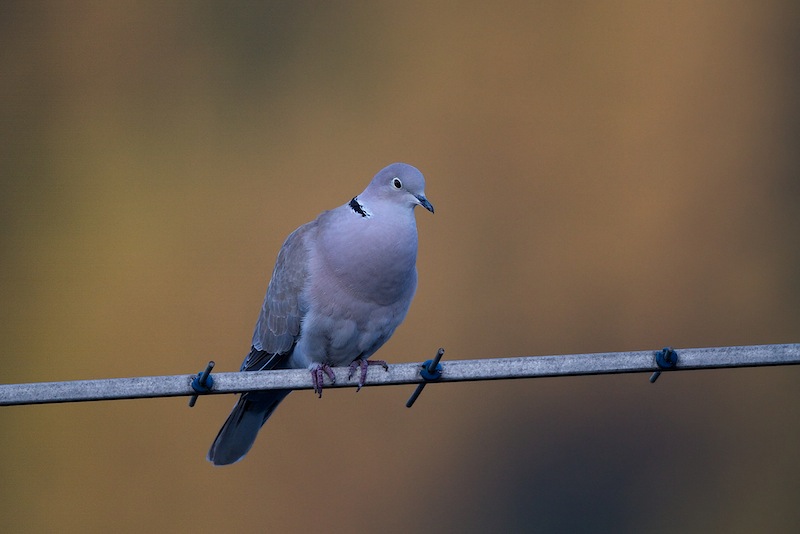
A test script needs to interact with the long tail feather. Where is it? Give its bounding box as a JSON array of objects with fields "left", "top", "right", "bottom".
[{"left": 207, "top": 389, "right": 291, "bottom": 466}]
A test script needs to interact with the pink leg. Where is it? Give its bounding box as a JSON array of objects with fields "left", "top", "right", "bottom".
[
  {"left": 347, "top": 358, "right": 389, "bottom": 392},
  {"left": 310, "top": 363, "right": 336, "bottom": 398}
]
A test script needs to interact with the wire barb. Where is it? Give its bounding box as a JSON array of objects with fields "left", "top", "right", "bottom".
[
  {"left": 406, "top": 348, "right": 445, "bottom": 408},
  {"left": 188, "top": 360, "right": 215, "bottom": 407},
  {"left": 649, "top": 347, "right": 678, "bottom": 383}
]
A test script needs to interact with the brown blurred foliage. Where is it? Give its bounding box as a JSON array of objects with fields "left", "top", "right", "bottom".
[{"left": 1, "top": 2, "right": 799, "bottom": 532}]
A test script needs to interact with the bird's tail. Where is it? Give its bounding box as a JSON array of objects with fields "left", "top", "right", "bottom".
[{"left": 207, "top": 389, "right": 291, "bottom": 466}]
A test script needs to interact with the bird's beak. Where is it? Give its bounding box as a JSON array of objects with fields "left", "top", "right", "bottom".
[{"left": 416, "top": 195, "right": 434, "bottom": 214}]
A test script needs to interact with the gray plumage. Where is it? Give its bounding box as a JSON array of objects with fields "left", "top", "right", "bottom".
[{"left": 208, "top": 163, "right": 433, "bottom": 465}]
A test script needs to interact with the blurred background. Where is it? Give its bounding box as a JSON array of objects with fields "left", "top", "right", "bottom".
[{"left": 2, "top": 1, "right": 799, "bottom": 532}]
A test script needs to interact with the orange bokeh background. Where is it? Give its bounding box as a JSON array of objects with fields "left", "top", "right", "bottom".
[{"left": 2, "top": 2, "right": 799, "bottom": 532}]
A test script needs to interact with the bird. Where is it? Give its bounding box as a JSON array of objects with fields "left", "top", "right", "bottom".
[{"left": 207, "top": 162, "right": 434, "bottom": 465}]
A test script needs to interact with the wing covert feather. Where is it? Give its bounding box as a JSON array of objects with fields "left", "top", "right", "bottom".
[{"left": 245, "top": 222, "right": 314, "bottom": 370}]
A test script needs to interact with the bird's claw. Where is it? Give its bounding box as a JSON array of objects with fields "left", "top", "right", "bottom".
[
  {"left": 347, "top": 358, "right": 389, "bottom": 392},
  {"left": 311, "top": 363, "right": 336, "bottom": 398}
]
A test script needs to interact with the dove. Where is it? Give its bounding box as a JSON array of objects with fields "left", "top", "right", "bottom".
[{"left": 207, "top": 162, "right": 433, "bottom": 465}]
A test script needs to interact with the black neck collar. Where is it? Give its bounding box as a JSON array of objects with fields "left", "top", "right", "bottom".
[{"left": 349, "top": 197, "right": 369, "bottom": 217}]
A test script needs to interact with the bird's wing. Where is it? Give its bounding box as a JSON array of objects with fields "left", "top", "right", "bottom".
[{"left": 242, "top": 221, "right": 315, "bottom": 371}]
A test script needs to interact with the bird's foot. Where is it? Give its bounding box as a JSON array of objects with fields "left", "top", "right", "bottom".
[
  {"left": 347, "top": 358, "right": 389, "bottom": 392},
  {"left": 310, "top": 363, "right": 336, "bottom": 398}
]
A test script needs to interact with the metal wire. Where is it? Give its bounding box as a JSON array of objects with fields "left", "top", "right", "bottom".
[{"left": 1, "top": 343, "right": 798, "bottom": 406}]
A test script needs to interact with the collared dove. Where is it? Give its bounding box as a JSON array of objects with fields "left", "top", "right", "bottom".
[{"left": 208, "top": 162, "right": 433, "bottom": 465}]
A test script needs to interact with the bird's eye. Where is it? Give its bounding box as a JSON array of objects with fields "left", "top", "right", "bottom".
[{"left": 392, "top": 178, "right": 402, "bottom": 189}]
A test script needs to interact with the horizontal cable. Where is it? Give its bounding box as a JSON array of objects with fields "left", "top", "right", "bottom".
[{"left": 0, "top": 343, "right": 798, "bottom": 406}]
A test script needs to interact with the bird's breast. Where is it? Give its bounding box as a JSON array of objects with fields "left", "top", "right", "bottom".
[{"left": 314, "top": 212, "right": 419, "bottom": 305}]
